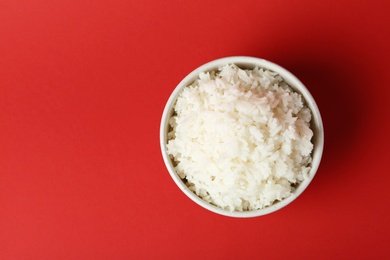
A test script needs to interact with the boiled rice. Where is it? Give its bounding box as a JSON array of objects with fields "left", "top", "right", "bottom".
[{"left": 167, "top": 64, "right": 313, "bottom": 211}]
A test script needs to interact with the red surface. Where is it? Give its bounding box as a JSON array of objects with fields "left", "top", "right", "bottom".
[{"left": 1, "top": 0, "right": 390, "bottom": 259}]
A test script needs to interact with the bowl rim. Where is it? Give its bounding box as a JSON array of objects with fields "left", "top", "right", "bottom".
[{"left": 160, "top": 56, "right": 324, "bottom": 218}]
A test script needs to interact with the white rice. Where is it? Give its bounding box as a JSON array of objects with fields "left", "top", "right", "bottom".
[{"left": 166, "top": 64, "right": 313, "bottom": 212}]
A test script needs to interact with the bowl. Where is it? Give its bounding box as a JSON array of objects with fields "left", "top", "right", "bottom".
[{"left": 160, "top": 56, "right": 324, "bottom": 218}]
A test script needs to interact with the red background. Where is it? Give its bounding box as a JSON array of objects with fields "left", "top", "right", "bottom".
[{"left": 1, "top": 0, "right": 390, "bottom": 259}]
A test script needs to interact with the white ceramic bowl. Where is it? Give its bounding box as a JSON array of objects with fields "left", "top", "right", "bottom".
[{"left": 160, "top": 56, "right": 324, "bottom": 218}]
